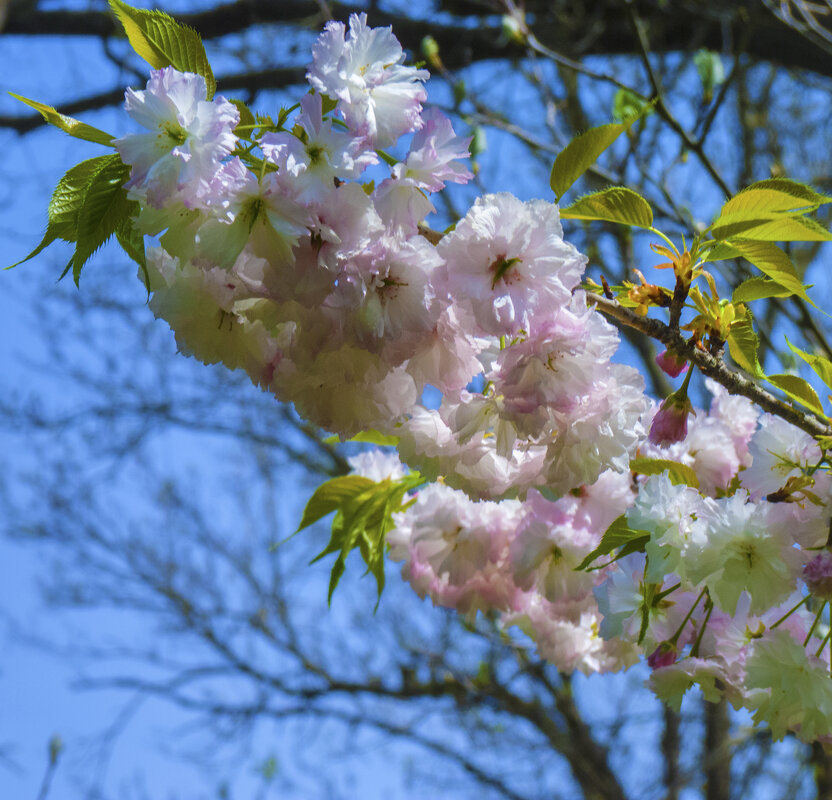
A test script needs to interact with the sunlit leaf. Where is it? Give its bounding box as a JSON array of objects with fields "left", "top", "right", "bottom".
[
  {"left": 560, "top": 186, "right": 653, "bottom": 228},
  {"left": 720, "top": 178, "right": 832, "bottom": 218},
  {"left": 767, "top": 373, "right": 826, "bottom": 417},
  {"left": 576, "top": 515, "right": 650, "bottom": 571},
  {"left": 297, "top": 475, "right": 375, "bottom": 531},
  {"left": 612, "top": 88, "right": 651, "bottom": 123},
  {"left": 550, "top": 121, "right": 632, "bottom": 201},
  {"left": 629, "top": 458, "right": 700, "bottom": 488},
  {"left": 711, "top": 214, "right": 832, "bottom": 242},
  {"left": 786, "top": 338, "right": 832, "bottom": 390},
  {"left": 727, "top": 312, "right": 765, "bottom": 378},
  {"left": 109, "top": 0, "right": 216, "bottom": 99},
  {"left": 9, "top": 93, "right": 114, "bottom": 146},
  {"left": 301, "top": 473, "right": 423, "bottom": 604},
  {"left": 732, "top": 277, "right": 792, "bottom": 304},
  {"left": 728, "top": 241, "right": 811, "bottom": 302}
]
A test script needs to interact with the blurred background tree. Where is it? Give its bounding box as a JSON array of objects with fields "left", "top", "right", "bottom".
[{"left": 2, "top": 0, "right": 832, "bottom": 798}]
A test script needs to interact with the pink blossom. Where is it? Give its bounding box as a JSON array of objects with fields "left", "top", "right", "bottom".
[
  {"left": 437, "top": 193, "right": 586, "bottom": 337},
  {"left": 115, "top": 67, "right": 238, "bottom": 207},
  {"left": 259, "top": 94, "right": 376, "bottom": 202},
  {"left": 306, "top": 13, "right": 429, "bottom": 147},
  {"left": 400, "top": 108, "right": 473, "bottom": 192}
]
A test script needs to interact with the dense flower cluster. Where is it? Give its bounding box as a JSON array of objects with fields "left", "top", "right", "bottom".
[{"left": 113, "top": 14, "right": 832, "bottom": 743}]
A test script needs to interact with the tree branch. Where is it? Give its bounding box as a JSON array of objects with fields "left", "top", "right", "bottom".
[{"left": 587, "top": 293, "right": 832, "bottom": 438}]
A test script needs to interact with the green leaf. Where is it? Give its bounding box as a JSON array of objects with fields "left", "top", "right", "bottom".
[
  {"left": 612, "top": 88, "right": 651, "bottom": 124},
  {"left": 349, "top": 430, "right": 399, "bottom": 446},
  {"left": 786, "top": 337, "right": 832, "bottom": 390},
  {"left": 115, "top": 212, "right": 149, "bottom": 290},
  {"left": 694, "top": 49, "right": 724, "bottom": 101},
  {"left": 711, "top": 214, "right": 832, "bottom": 242},
  {"left": 550, "top": 121, "right": 631, "bottom": 201},
  {"left": 701, "top": 241, "right": 741, "bottom": 263},
  {"left": 727, "top": 241, "right": 811, "bottom": 302},
  {"left": 560, "top": 186, "right": 653, "bottom": 228},
  {"left": 323, "top": 429, "right": 400, "bottom": 446},
  {"left": 8, "top": 156, "right": 111, "bottom": 269},
  {"left": 727, "top": 312, "right": 764, "bottom": 378},
  {"left": 721, "top": 178, "right": 832, "bottom": 217},
  {"left": 629, "top": 458, "right": 700, "bottom": 488},
  {"left": 301, "top": 473, "right": 423, "bottom": 605},
  {"left": 732, "top": 277, "right": 792, "bottom": 304},
  {"left": 71, "top": 154, "right": 132, "bottom": 284},
  {"left": 638, "top": 583, "right": 658, "bottom": 645},
  {"left": 109, "top": 0, "right": 216, "bottom": 99},
  {"left": 297, "top": 475, "right": 375, "bottom": 531},
  {"left": 767, "top": 373, "right": 826, "bottom": 417},
  {"left": 9, "top": 93, "right": 115, "bottom": 146},
  {"left": 576, "top": 515, "right": 651, "bottom": 571},
  {"left": 229, "top": 98, "right": 256, "bottom": 135}
]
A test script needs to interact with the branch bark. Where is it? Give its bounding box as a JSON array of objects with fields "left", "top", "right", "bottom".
[{"left": 587, "top": 293, "right": 832, "bottom": 439}]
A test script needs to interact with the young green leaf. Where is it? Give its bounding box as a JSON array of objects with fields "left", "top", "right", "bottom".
[
  {"left": 694, "top": 49, "right": 724, "bottom": 101},
  {"left": 297, "top": 475, "right": 376, "bottom": 531},
  {"left": 109, "top": 0, "right": 216, "bottom": 99},
  {"left": 550, "top": 121, "right": 631, "bottom": 201},
  {"left": 576, "top": 515, "right": 651, "bottom": 571},
  {"left": 9, "top": 93, "right": 115, "bottom": 147},
  {"left": 786, "top": 338, "right": 832, "bottom": 390},
  {"left": 301, "top": 473, "right": 423, "bottom": 604},
  {"left": 767, "top": 373, "right": 826, "bottom": 417},
  {"left": 727, "top": 241, "right": 811, "bottom": 302},
  {"left": 560, "top": 186, "right": 653, "bottom": 228},
  {"left": 700, "top": 241, "right": 741, "bottom": 263},
  {"left": 711, "top": 214, "right": 832, "bottom": 242},
  {"left": 732, "top": 277, "right": 792, "bottom": 304},
  {"left": 727, "top": 312, "right": 765, "bottom": 378},
  {"left": 629, "top": 458, "right": 700, "bottom": 488},
  {"left": 612, "top": 88, "right": 651, "bottom": 123},
  {"left": 323, "top": 429, "right": 400, "bottom": 446},
  {"left": 721, "top": 178, "right": 832, "bottom": 216},
  {"left": 229, "top": 99, "right": 256, "bottom": 135},
  {"left": 8, "top": 156, "right": 111, "bottom": 269},
  {"left": 71, "top": 155, "right": 133, "bottom": 284},
  {"left": 638, "top": 582, "right": 658, "bottom": 645}
]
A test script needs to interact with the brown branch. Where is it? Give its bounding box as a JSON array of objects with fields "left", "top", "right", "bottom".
[
  {"left": 587, "top": 293, "right": 832, "bottom": 439},
  {"left": 704, "top": 699, "right": 732, "bottom": 800},
  {"left": 5, "top": 1, "right": 832, "bottom": 76}
]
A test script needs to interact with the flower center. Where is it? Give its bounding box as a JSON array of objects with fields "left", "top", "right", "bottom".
[{"left": 489, "top": 254, "right": 522, "bottom": 288}]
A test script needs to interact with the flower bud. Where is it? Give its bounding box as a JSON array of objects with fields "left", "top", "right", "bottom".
[
  {"left": 803, "top": 552, "right": 832, "bottom": 601},
  {"left": 647, "top": 641, "right": 677, "bottom": 670},
  {"left": 649, "top": 393, "right": 693, "bottom": 446},
  {"left": 655, "top": 349, "right": 688, "bottom": 378}
]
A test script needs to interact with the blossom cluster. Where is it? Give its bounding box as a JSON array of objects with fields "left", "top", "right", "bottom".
[
  {"left": 113, "top": 13, "right": 832, "bottom": 742},
  {"left": 380, "top": 380, "right": 832, "bottom": 742}
]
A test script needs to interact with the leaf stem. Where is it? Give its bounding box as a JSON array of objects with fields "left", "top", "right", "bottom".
[
  {"left": 770, "top": 594, "right": 809, "bottom": 629},
  {"left": 804, "top": 600, "right": 826, "bottom": 647}
]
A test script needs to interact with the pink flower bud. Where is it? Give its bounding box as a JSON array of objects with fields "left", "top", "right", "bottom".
[
  {"left": 647, "top": 641, "right": 677, "bottom": 670},
  {"left": 655, "top": 349, "right": 688, "bottom": 378},
  {"left": 649, "top": 394, "right": 692, "bottom": 446},
  {"left": 803, "top": 552, "right": 832, "bottom": 600}
]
